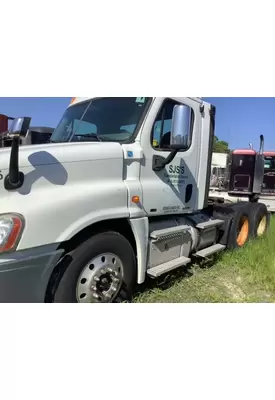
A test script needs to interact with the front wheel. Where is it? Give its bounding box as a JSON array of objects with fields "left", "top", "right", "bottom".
[{"left": 53, "top": 232, "right": 137, "bottom": 303}]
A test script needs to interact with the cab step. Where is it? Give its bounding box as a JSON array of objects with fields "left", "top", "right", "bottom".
[
  {"left": 147, "top": 256, "right": 191, "bottom": 278},
  {"left": 196, "top": 219, "right": 224, "bottom": 230},
  {"left": 194, "top": 243, "right": 225, "bottom": 258}
]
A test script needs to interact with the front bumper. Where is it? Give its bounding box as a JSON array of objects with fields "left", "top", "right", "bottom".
[{"left": 0, "top": 244, "right": 64, "bottom": 303}]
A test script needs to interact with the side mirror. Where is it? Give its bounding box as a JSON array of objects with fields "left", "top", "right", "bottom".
[
  {"left": 9, "top": 117, "right": 31, "bottom": 137},
  {"left": 170, "top": 104, "right": 192, "bottom": 150}
]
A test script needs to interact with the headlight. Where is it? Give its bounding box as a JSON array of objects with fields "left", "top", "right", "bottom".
[{"left": 0, "top": 214, "right": 25, "bottom": 253}]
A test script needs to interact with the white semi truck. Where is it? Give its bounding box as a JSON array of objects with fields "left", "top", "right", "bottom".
[{"left": 0, "top": 97, "right": 269, "bottom": 303}]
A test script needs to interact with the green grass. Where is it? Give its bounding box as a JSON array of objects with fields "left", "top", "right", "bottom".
[{"left": 135, "top": 216, "right": 275, "bottom": 303}]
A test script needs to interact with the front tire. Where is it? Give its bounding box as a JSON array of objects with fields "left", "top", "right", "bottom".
[{"left": 53, "top": 232, "right": 137, "bottom": 303}]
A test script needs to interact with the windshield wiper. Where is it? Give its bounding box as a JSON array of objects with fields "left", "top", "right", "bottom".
[
  {"left": 73, "top": 134, "right": 102, "bottom": 142},
  {"left": 49, "top": 134, "right": 102, "bottom": 143}
]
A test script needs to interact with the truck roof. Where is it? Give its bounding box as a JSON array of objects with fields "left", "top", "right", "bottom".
[
  {"left": 68, "top": 97, "right": 204, "bottom": 107},
  {"left": 232, "top": 149, "right": 257, "bottom": 155}
]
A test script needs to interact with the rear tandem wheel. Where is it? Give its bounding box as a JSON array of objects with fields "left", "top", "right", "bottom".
[{"left": 248, "top": 202, "right": 269, "bottom": 238}]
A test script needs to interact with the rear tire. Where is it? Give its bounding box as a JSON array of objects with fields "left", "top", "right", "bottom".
[
  {"left": 53, "top": 232, "right": 137, "bottom": 303},
  {"left": 249, "top": 202, "right": 269, "bottom": 238},
  {"left": 227, "top": 206, "right": 251, "bottom": 250}
]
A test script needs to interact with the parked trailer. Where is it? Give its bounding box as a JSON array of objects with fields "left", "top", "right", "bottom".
[{"left": 0, "top": 97, "right": 270, "bottom": 303}]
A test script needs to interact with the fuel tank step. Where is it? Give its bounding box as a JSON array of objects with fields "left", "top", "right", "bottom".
[
  {"left": 196, "top": 219, "right": 224, "bottom": 230},
  {"left": 147, "top": 256, "right": 191, "bottom": 278},
  {"left": 194, "top": 243, "right": 225, "bottom": 258}
]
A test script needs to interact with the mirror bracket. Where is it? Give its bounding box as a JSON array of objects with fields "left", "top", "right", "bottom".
[
  {"left": 152, "top": 150, "right": 178, "bottom": 172},
  {"left": 4, "top": 171, "right": 24, "bottom": 190},
  {"left": 4, "top": 135, "right": 25, "bottom": 191},
  {"left": 4, "top": 117, "right": 31, "bottom": 191}
]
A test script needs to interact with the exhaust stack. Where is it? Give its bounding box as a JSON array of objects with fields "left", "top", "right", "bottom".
[{"left": 259, "top": 134, "right": 264, "bottom": 155}]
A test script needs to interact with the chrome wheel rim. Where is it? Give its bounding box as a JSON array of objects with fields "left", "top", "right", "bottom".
[
  {"left": 76, "top": 253, "right": 123, "bottom": 303},
  {"left": 257, "top": 216, "right": 267, "bottom": 236}
]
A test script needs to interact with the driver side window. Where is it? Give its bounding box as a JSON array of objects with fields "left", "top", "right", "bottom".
[{"left": 152, "top": 100, "right": 177, "bottom": 150}]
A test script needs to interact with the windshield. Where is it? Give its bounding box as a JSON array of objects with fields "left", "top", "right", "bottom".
[
  {"left": 51, "top": 97, "right": 151, "bottom": 143},
  {"left": 264, "top": 156, "right": 275, "bottom": 171}
]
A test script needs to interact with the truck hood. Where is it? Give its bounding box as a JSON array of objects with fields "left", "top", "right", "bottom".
[{"left": 0, "top": 141, "right": 124, "bottom": 170}]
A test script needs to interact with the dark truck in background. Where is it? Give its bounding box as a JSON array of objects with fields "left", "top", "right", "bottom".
[
  {"left": 0, "top": 113, "right": 54, "bottom": 147},
  {"left": 262, "top": 151, "right": 275, "bottom": 195}
]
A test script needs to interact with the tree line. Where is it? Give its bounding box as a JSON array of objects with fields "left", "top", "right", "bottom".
[{"left": 213, "top": 136, "right": 230, "bottom": 153}]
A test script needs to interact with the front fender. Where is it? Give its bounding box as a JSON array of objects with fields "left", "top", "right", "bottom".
[{"left": 15, "top": 180, "right": 129, "bottom": 249}]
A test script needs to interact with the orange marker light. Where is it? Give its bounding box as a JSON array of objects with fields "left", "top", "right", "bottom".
[
  {"left": 132, "top": 196, "right": 140, "bottom": 204},
  {"left": 70, "top": 97, "right": 77, "bottom": 105}
]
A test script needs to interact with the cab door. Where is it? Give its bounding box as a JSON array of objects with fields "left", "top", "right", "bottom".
[{"left": 139, "top": 97, "right": 203, "bottom": 216}]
